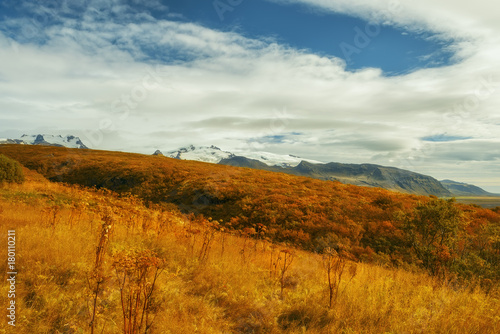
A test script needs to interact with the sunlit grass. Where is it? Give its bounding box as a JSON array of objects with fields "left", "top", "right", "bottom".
[{"left": 0, "top": 171, "right": 499, "bottom": 333}]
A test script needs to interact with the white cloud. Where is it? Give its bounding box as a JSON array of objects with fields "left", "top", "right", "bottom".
[{"left": 0, "top": 0, "right": 499, "bottom": 190}]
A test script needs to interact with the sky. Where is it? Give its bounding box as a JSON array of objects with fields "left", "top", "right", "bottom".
[{"left": 0, "top": 0, "right": 499, "bottom": 192}]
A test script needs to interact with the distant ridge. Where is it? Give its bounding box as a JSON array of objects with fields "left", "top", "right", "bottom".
[
  {"left": 288, "top": 161, "right": 452, "bottom": 196},
  {"left": 167, "top": 145, "right": 235, "bottom": 164},
  {"left": 221, "top": 157, "right": 451, "bottom": 197},
  {"left": 0, "top": 134, "right": 88, "bottom": 149},
  {"left": 166, "top": 145, "right": 322, "bottom": 167},
  {"left": 440, "top": 179, "right": 499, "bottom": 197},
  {"left": 164, "top": 145, "right": 451, "bottom": 196}
]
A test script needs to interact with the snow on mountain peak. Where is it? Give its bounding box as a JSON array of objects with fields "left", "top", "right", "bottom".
[
  {"left": 235, "top": 150, "right": 323, "bottom": 168},
  {"left": 166, "top": 145, "right": 322, "bottom": 167},
  {"left": 167, "top": 145, "right": 234, "bottom": 164},
  {"left": 16, "top": 134, "right": 88, "bottom": 148}
]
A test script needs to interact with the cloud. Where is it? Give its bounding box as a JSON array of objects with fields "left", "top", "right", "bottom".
[
  {"left": 0, "top": 0, "right": 499, "bottom": 189},
  {"left": 427, "top": 140, "right": 500, "bottom": 162}
]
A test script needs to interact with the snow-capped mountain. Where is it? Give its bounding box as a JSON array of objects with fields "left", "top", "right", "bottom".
[
  {"left": 167, "top": 145, "right": 235, "bottom": 164},
  {"left": 0, "top": 134, "right": 88, "bottom": 149},
  {"left": 234, "top": 151, "right": 322, "bottom": 168},
  {"left": 166, "top": 145, "right": 322, "bottom": 167},
  {"left": 0, "top": 138, "right": 26, "bottom": 145},
  {"left": 164, "top": 146, "right": 450, "bottom": 196}
]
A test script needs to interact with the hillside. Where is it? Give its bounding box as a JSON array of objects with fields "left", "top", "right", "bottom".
[
  {"left": 0, "top": 139, "right": 457, "bottom": 196},
  {"left": 218, "top": 156, "right": 451, "bottom": 196},
  {"left": 441, "top": 179, "right": 498, "bottom": 197},
  {"left": 0, "top": 159, "right": 499, "bottom": 333},
  {"left": 1, "top": 144, "right": 500, "bottom": 283},
  {"left": 290, "top": 161, "right": 451, "bottom": 196},
  {"left": 167, "top": 145, "right": 452, "bottom": 196}
]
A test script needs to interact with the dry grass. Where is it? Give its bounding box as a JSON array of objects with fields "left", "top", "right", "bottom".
[{"left": 0, "top": 172, "right": 499, "bottom": 333}]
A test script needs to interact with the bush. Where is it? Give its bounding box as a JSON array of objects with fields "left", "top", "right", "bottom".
[{"left": 0, "top": 154, "right": 25, "bottom": 184}]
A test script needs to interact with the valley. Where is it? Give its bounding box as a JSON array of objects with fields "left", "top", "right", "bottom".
[{"left": 453, "top": 196, "right": 500, "bottom": 209}]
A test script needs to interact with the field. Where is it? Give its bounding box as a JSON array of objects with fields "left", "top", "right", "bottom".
[
  {"left": 0, "top": 145, "right": 500, "bottom": 333},
  {"left": 0, "top": 167, "right": 499, "bottom": 333},
  {"left": 453, "top": 196, "right": 500, "bottom": 209}
]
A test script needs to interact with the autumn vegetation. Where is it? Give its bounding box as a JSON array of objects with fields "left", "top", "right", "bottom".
[
  {"left": 0, "top": 144, "right": 499, "bottom": 333},
  {"left": 0, "top": 153, "right": 24, "bottom": 185}
]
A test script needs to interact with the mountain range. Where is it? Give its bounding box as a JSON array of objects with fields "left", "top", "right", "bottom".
[
  {"left": 1, "top": 135, "right": 496, "bottom": 197},
  {"left": 0, "top": 134, "right": 88, "bottom": 149},
  {"left": 164, "top": 145, "right": 498, "bottom": 197},
  {"left": 439, "top": 179, "right": 497, "bottom": 197},
  {"left": 166, "top": 144, "right": 322, "bottom": 167}
]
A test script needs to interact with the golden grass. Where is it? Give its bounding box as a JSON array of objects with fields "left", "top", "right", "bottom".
[{"left": 0, "top": 173, "right": 499, "bottom": 333}]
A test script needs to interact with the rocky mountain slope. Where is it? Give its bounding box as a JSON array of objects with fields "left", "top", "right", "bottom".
[
  {"left": 440, "top": 179, "right": 498, "bottom": 197},
  {"left": 219, "top": 155, "right": 451, "bottom": 196},
  {"left": 0, "top": 134, "right": 88, "bottom": 149},
  {"left": 164, "top": 145, "right": 451, "bottom": 196},
  {"left": 166, "top": 145, "right": 321, "bottom": 167}
]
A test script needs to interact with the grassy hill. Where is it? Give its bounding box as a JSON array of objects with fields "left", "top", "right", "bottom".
[
  {"left": 0, "top": 165, "right": 499, "bottom": 333},
  {"left": 1, "top": 144, "right": 499, "bottom": 281}
]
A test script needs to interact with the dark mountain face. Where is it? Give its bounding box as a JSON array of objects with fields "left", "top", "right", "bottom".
[
  {"left": 33, "top": 134, "right": 47, "bottom": 145},
  {"left": 440, "top": 179, "right": 497, "bottom": 196},
  {"left": 289, "top": 161, "right": 451, "bottom": 196},
  {"left": 153, "top": 150, "right": 164, "bottom": 156},
  {"left": 219, "top": 156, "right": 272, "bottom": 170},
  {"left": 219, "top": 157, "right": 452, "bottom": 197}
]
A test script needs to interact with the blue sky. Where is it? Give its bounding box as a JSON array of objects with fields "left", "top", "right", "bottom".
[
  {"left": 0, "top": 0, "right": 499, "bottom": 192},
  {"left": 2, "top": 0, "right": 453, "bottom": 76},
  {"left": 0, "top": 0, "right": 455, "bottom": 74},
  {"left": 163, "top": 0, "right": 455, "bottom": 75}
]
